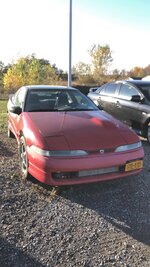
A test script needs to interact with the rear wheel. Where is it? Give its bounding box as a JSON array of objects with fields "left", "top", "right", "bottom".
[{"left": 19, "top": 136, "right": 29, "bottom": 181}]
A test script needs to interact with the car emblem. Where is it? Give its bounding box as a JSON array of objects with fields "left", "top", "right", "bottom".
[{"left": 99, "top": 149, "right": 104, "bottom": 154}]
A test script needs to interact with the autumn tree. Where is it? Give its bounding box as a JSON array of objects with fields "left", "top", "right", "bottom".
[
  {"left": 129, "top": 66, "right": 146, "bottom": 78},
  {"left": 144, "top": 65, "right": 150, "bottom": 76},
  {"left": 89, "top": 44, "right": 113, "bottom": 82},
  {"left": 3, "top": 55, "right": 60, "bottom": 92}
]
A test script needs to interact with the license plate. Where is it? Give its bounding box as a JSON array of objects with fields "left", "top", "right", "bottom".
[{"left": 125, "top": 160, "right": 143, "bottom": 172}]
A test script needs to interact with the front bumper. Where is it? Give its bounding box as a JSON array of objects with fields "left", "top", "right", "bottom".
[{"left": 27, "top": 147, "right": 144, "bottom": 186}]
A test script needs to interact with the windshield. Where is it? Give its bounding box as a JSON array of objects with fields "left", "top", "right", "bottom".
[{"left": 25, "top": 89, "right": 98, "bottom": 112}]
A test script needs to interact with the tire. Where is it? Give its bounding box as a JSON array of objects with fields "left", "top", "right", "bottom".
[
  {"left": 8, "top": 127, "right": 15, "bottom": 138},
  {"left": 147, "top": 123, "right": 150, "bottom": 144},
  {"left": 19, "top": 136, "right": 29, "bottom": 181}
]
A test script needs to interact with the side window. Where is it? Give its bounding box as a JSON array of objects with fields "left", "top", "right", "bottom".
[
  {"left": 100, "top": 87, "right": 106, "bottom": 94},
  {"left": 119, "top": 84, "right": 140, "bottom": 100},
  {"left": 104, "top": 83, "right": 117, "bottom": 96},
  {"left": 13, "top": 88, "right": 26, "bottom": 107}
]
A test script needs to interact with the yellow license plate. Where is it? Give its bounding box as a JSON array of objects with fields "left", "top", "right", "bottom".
[{"left": 125, "top": 160, "right": 143, "bottom": 172}]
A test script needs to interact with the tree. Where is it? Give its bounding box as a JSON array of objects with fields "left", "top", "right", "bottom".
[
  {"left": 73, "top": 62, "right": 91, "bottom": 76},
  {"left": 0, "top": 61, "right": 5, "bottom": 92},
  {"left": 144, "top": 65, "right": 150, "bottom": 76},
  {"left": 88, "top": 44, "right": 113, "bottom": 82},
  {"left": 72, "top": 62, "right": 94, "bottom": 84},
  {"left": 0, "top": 61, "right": 4, "bottom": 73},
  {"left": 3, "top": 55, "right": 60, "bottom": 92},
  {"left": 111, "top": 69, "right": 120, "bottom": 80},
  {"left": 129, "top": 66, "right": 146, "bottom": 78}
]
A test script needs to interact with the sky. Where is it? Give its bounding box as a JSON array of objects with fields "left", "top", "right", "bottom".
[{"left": 0, "top": 0, "right": 150, "bottom": 72}]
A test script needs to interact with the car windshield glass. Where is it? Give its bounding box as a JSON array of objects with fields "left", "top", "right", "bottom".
[
  {"left": 25, "top": 89, "right": 98, "bottom": 112},
  {"left": 139, "top": 85, "right": 150, "bottom": 101}
]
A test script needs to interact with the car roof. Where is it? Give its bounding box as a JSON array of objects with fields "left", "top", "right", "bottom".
[{"left": 23, "top": 85, "right": 78, "bottom": 91}]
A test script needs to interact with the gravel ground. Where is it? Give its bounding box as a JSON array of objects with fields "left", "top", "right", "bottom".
[{"left": 0, "top": 131, "right": 150, "bottom": 267}]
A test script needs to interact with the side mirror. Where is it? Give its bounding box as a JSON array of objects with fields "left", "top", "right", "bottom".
[
  {"left": 131, "top": 95, "right": 141, "bottom": 102},
  {"left": 89, "top": 87, "right": 98, "bottom": 93},
  {"left": 9, "top": 106, "right": 22, "bottom": 115}
]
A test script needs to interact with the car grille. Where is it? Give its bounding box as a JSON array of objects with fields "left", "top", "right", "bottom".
[
  {"left": 78, "top": 167, "right": 118, "bottom": 177},
  {"left": 52, "top": 166, "right": 119, "bottom": 180}
]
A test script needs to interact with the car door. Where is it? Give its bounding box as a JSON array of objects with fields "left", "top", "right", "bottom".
[
  {"left": 8, "top": 88, "right": 26, "bottom": 140},
  {"left": 88, "top": 85, "right": 106, "bottom": 107},
  {"left": 115, "top": 83, "right": 143, "bottom": 128},
  {"left": 98, "top": 83, "right": 119, "bottom": 117}
]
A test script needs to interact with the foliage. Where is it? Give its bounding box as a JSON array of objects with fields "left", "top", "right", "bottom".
[
  {"left": 3, "top": 55, "right": 60, "bottom": 92},
  {"left": 129, "top": 65, "right": 150, "bottom": 79},
  {"left": 0, "top": 61, "right": 5, "bottom": 93},
  {"left": 0, "top": 61, "right": 5, "bottom": 73},
  {"left": 0, "top": 46, "right": 150, "bottom": 91},
  {"left": 88, "top": 44, "right": 113, "bottom": 82},
  {"left": 129, "top": 66, "right": 146, "bottom": 78},
  {"left": 73, "top": 62, "right": 91, "bottom": 76},
  {"left": 72, "top": 62, "right": 95, "bottom": 84},
  {"left": 0, "top": 99, "right": 7, "bottom": 129},
  {"left": 144, "top": 65, "right": 150, "bottom": 76}
]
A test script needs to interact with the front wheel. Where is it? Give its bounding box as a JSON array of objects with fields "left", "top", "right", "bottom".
[
  {"left": 147, "top": 123, "right": 150, "bottom": 144},
  {"left": 8, "top": 127, "right": 15, "bottom": 138},
  {"left": 19, "top": 136, "right": 29, "bottom": 181}
]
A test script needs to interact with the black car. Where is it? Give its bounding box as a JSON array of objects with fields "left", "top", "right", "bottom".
[{"left": 88, "top": 80, "right": 150, "bottom": 143}]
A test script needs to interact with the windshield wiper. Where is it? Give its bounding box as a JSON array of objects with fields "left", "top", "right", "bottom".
[{"left": 28, "top": 108, "right": 98, "bottom": 112}]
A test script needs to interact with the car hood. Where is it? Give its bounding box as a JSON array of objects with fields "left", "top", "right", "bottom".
[{"left": 27, "top": 111, "right": 138, "bottom": 150}]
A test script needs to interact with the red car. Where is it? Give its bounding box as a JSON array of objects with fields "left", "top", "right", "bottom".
[{"left": 7, "top": 85, "right": 144, "bottom": 186}]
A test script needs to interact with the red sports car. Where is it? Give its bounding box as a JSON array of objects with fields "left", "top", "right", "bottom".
[{"left": 7, "top": 85, "right": 144, "bottom": 186}]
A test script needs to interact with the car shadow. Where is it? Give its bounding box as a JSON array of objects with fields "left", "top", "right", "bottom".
[
  {"left": 0, "top": 237, "right": 46, "bottom": 267},
  {"left": 59, "top": 175, "right": 150, "bottom": 246}
]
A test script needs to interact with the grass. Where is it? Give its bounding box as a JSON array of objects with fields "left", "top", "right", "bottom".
[{"left": 0, "top": 99, "right": 7, "bottom": 130}]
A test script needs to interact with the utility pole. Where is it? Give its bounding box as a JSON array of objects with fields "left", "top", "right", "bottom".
[{"left": 68, "top": 0, "right": 72, "bottom": 87}]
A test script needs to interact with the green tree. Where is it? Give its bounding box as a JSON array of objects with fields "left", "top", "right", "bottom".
[
  {"left": 88, "top": 44, "right": 113, "bottom": 82},
  {"left": 72, "top": 62, "right": 94, "bottom": 84},
  {"left": 0, "top": 61, "right": 5, "bottom": 92},
  {"left": 111, "top": 69, "right": 120, "bottom": 80},
  {"left": 0, "top": 61, "right": 4, "bottom": 73},
  {"left": 73, "top": 62, "right": 91, "bottom": 76},
  {"left": 3, "top": 55, "right": 59, "bottom": 92}
]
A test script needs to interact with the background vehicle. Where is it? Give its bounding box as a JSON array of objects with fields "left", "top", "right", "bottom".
[
  {"left": 7, "top": 85, "right": 144, "bottom": 186},
  {"left": 88, "top": 80, "right": 150, "bottom": 143}
]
